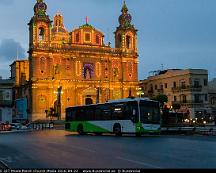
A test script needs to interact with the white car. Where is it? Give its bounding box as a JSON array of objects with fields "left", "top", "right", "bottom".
[
  {"left": 11, "top": 123, "right": 22, "bottom": 130},
  {"left": 11, "top": 123, "right": 28, "bottom": 130}
]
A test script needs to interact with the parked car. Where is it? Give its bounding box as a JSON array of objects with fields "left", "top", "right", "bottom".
[
  {"left": 10, "top": 123, "right": 22, "bottom": 130},
  {"left": 0, "top": 122, "right": 12, "bottom": 131}
]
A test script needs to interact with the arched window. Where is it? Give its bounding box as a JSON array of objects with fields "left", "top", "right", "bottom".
[
  {"left": 85, "top": 33, "right": 91, "bottom": 42},
  {"left": 38, "top": 27, "right": 45, "bottom": 41},
  {"left": 76, "top": 33, "right": 80, "bottom": 43},
  {"left": 40, "top": 57, "right": 46, "bottom": 73},
  {"left": 96, "top": 35, "right": 100, "bottom": 44},
  {"left": 126, "top": 35, "right": 131, "bottom": 49},
  {"left": 180, "top": 95, "right": 187, "bottom": 103},
  {"left": 117, "top": 34, "right": 122, "bottom": 48}
]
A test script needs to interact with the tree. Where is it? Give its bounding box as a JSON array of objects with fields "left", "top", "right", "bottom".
[
  {"left": 153, "top": 94, "right": 168, "bottom": 108},
  {"left": 172, "top": 103, "right": 181, "bottom": 112}
]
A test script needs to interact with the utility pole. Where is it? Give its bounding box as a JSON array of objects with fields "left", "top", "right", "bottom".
[
  {"left": 57, "top": 86, "right": 62, "bottom": 120},
  {"left": 96, "top": 87, "right": 100, "bottom": 104}
]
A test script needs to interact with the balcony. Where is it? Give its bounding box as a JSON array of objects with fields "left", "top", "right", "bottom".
[
  {"left": 157, "top": 89, "right": 164, "bottom": 94},
  {"left": 172, "top": 100, "right": 204, "bottom": 107},
  {"left": 172, "top": 85, "right": 202, "bottom": 93},
  {"left": 148, "top": 89, "right": 154, "bottom": 94}
]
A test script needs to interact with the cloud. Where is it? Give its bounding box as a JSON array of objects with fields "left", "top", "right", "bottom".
[
  {"left": 0, "top": 39, "right": 26, "bottom": 79},
  {"left": 0, "top": 39, "right": 26, "bottom": 61}
]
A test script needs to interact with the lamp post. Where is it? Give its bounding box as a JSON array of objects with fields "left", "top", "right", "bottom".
[
  {"left": 96, "top": 87, "right": 100, "bottom": 104},
  {"left": 137, "top": 87, "right": 144, "bottom": 98},
  {"left": 57, "top": 86, "right": 62, "bottom": 120}
]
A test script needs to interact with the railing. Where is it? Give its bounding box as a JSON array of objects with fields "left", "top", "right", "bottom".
[
  {"left": 30, "top": 43, "right": 137, "bottom": 56},
  {"left": 148, "top": 90, "right": 153, "bottom": 94},
  {"left": 157, "top": 89, "right": 164, "bottom": 94},
  {"left": 31, "top": 121, "right": 54, "bottom": 130},
  {"left": 172, "top": 85, "right": 202, "bottom": 93},
  {"left": 161, "top": 125, "right": 216, "bottom": 136},
  {"left": 172, "top": 100, "right": 204, "bottom": 107}
]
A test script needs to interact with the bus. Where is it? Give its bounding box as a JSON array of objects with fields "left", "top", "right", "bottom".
[{"left": 65, "top": 97, "right": 161, "bottom": 136}]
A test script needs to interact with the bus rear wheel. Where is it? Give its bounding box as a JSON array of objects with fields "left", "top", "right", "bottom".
[
  {"left": 77, "top": 124, "right": 84, "bottom": 135},
  {"left": 136, "top": 132, "right": 141, "bottom": 137},
  {"left": 113, "top": 124, "right": 122, "bottom": 136}
]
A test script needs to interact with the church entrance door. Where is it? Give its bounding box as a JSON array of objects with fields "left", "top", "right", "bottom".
[{"left": 85, "top": 98, "right": 93, "bottom": 105}]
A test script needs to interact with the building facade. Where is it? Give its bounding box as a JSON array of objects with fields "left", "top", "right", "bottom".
[
  {"left": 140, "top": 69, "right": 209, "bottom": 119},
  {"left": 208, "top": 78, "right": 216, "bottom": 118},
  {"left": 0, "top": 79, "right": 14, "bottom": 123},
  {"left": 14, "top": 0, "right": 139, "bottom": 121},
  {"left": 10, "top": 60, "right": 29, "bottom": 121}
]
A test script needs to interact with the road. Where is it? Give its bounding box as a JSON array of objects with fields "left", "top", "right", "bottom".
[{"left": 0, "top": 130, "right": 216, "bottom": 169}]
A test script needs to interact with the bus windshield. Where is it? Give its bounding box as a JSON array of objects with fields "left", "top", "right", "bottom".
[{"left": 139, "top": 100, "right": 160, "bottom": 124}]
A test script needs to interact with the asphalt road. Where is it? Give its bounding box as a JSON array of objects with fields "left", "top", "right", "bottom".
[{"left": 0, "top": 130, "right": 216, "bottom": 169}]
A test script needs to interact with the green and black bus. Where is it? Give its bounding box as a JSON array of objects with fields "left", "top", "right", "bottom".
[{"left": 65, "top": 97, "right": 161, "bottom": 136}]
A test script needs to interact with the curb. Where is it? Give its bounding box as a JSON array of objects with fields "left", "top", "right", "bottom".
[{"left": 0, "top": 129, "right": 32, "bottom": 134}]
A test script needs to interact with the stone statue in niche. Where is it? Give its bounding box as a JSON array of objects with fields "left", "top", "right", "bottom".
[
  {"left": 84, "top": 67, "right": 92, "bottom": 79},
  {"left": 54, "top": 64, "right": 60, "bottom": 74}
]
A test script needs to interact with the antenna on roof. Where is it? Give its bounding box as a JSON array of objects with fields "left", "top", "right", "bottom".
[
  {"left": 161, "top": 64, "right": 164, "bottom": 71},
  {"left": 107, "top": 27, "right": 111, "bottom": 46}
]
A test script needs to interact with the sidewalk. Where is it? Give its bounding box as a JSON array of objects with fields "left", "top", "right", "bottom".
[{"left": 0, "top": 129, "right": 32, "bottom": 134}]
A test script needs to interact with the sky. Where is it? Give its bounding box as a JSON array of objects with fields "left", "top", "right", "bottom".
[{"left": 0, "top": 0, "right": 215, "bottom": 80}]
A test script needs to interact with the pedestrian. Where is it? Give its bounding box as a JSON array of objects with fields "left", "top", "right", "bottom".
[{"left": 162, "top": 105, "right": 169, "bottom": 126}]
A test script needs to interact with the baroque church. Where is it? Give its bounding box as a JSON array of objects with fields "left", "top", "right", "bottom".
[{"left": 12, "top": 0, "right": 139, "bottom": 121}]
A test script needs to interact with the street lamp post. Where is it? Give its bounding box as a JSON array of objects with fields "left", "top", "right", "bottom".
[
  {"left": 96, "top": 87, "right": 100, "bottom": 104},
  {"left": 57, "top": 86, "right": 62, "bottom": 120},
  {"left": 137, "top": 87, "right": 144, "bottom": 98}
]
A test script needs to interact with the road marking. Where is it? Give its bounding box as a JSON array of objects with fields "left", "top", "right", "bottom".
[
  {"left": 0, "top": 160, "right": 9, "bottom": 169},
  {"left": 116, "top": 156, "right": 161, "bottom": 169},
  {"left": 0, "top": 157, "right": 13, "bottom": 163}
]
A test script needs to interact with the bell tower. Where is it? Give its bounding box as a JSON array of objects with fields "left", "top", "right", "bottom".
[
  {"left": 114, "top": 1, "right": 137, "bottom": 52},
  {"left": 28, "top": 0, "right": 52, "bottom": 47}
]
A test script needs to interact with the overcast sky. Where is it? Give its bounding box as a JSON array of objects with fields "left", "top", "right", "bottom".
[{"left": 0, "top": 0, "right": 215, "bottom": 80}]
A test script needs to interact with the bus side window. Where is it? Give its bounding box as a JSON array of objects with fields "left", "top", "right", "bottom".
[
  {"left": 86, "top": 108, "right": 95, "bottom": 120},
  {"left": 77, "top": 108, "right": 86, "bottom": 121},
  {"left": 127, "top": 101, "right": 138, "bottom": 123},
  {"left": 95, "top": 108, "right": 102, "bottom": 120},
  {"left": 102, "top": 104, "right": 111, "bottom": 120},
  {"left": 131, "top": 109, "right": 136, "bottom": 123},
  {"left": 112, "top": 104, "right": 124, "bottom": 120},
  {"left": 71, "top": 110, "right": 76, "bottom": 121}
]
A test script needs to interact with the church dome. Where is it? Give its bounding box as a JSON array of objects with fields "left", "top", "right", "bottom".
[
  {"left": 118, "top": 1, "right": 135, "bottom": 30},
  {"left": 71, "top": 20, "right": 104, "bottom": 46},
  {"left": 52, "top": 27, "right": 67, "bottom": 33}
]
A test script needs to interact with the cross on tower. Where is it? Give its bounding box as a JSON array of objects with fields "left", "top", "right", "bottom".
[{"left": 86, "top": 16, "right": 89, "bottom": 24}]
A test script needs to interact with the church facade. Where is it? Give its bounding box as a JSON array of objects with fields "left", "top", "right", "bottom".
[{"left": 16, "top": 0, "right": 139, "bottom": 121}]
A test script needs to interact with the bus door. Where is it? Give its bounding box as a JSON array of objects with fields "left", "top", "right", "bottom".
[{"left": 139, "top": 101, "right": 161, "bottom": 132}]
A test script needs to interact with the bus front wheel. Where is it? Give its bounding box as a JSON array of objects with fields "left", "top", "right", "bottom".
[
  {"left": 77, "top": 124, "right": 84, "bottom": 135},
  {"left": 113, "top": 124, "right": 122, "bottom": 136}
]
